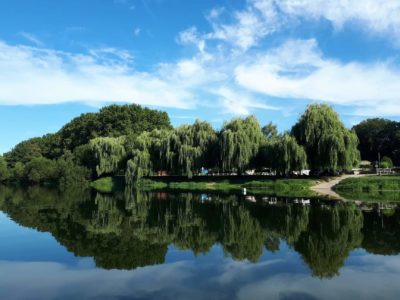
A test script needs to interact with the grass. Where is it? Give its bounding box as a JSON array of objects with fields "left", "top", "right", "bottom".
[
  {"left": 90, "top": 177, "right": 125, "bottom": 193},
  {"left": 335, "top": 176, "right": 400, "bottom": 192},
  {"left": 135, "top": 178, "right": 318, "bottom": 197},
  {"left": 90, "top": 176, "right": 318, "bottom": 197},
  {"left": 334, "top": 175, "right": 400, "bottom": 202}
]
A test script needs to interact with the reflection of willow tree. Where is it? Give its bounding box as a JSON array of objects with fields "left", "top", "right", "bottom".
[
  {"left": 294, "top": 204, "right": 363, "bottom": 278},
  {"left": 1, "top": 187, "right": 399, "bottom": 274},
  {"left": 221, "top": 201, "right": 264, "bottom": 262},
  {"left": 362, "top": 208, "right": 400, "bottom": 255},
  {"left": 247, "top": 202, "right": 310, "bottom": 250}
]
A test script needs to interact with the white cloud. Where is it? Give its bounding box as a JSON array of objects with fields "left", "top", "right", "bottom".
[
  {"left": 235, "top": 39, "right": 400, "bottom": 116},
  {"left": 214, "top": 87, "right": 280, "bottom": 115},
  {"left": 260, "top": 0, "right": 400, "bottom": 38},
  {"left": 0, "top": 41, "right": 195, "bottom": 109},
  {"left": 197, "top": 0, "right": 400, "bottom": 51}
]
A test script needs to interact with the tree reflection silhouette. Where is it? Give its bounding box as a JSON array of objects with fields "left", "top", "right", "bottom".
[{"left": 0, "top": 186, "right": 399, "bottom": 277}]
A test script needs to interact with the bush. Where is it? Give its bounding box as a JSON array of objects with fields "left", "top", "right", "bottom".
[
  {"left": 381, "top": 156, "right": 393, "bottom": 168},
  {"left": 24, "top": 157, "right": 58, "bottom": 184}
]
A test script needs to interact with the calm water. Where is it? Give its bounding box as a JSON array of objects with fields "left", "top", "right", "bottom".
[{"left": 0, "top": 187, "right": 399, "bottom": 300}]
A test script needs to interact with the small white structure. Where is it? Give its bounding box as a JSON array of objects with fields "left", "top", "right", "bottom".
[{"left": 292, "top": 170, "right": 310, "bottom": 176}]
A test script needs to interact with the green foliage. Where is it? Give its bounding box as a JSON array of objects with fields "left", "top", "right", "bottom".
[
  {"left": 353, "top": 118, "right": 400, "bottom": 165},
  {"left": 262, "top": 122, "right": 278, "bottom": 139},
  {"left": 219, "top": 116, "right": 263, "bottom": 172},
  {"left": 173, "top": 120, "right": 218, "bottom": 178},
  {"left": 124, "top": 122, "right": 217, "bottom": 181},
  {"left": 56, "top": 152, "right": 90, "bottom": 189},
  {"left": 90, "top": 177, "right": 125, "bottom": 193},
  {"left": 11, "top": 162, "right": 25, "bottom": 182},
  {"left": 125, "top": 132, "right": 153, "bottom": 185},
  {"left": 381, "top": 156, "right": 393, "bottom": 168},
  {"left": 24, "top": 157, "right": 58, "bottom": 184},
  {"left": 0, "top": 156, "right": 10, "bottom": 182},
  {"left": 59, "top": 104, "right": 172, "bottom": 150},
  {"left": 262, "top": 134, "right": 307, "bottom": 175},
  {"left": 292, "top": 104, "right": 360, "bottom": 172},
  {"left": 90, "top": 136, "right": 127, "bottom": 176},
  {"left": 294, "top": 204, "right": 363, "bottom": 278},
  {"left": 4, "top": 137, "right": 43, "bottom": 167}
]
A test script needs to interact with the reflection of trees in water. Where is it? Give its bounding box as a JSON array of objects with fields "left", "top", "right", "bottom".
[
  {"left": 294, "top": 205, "right": 364, "bottom": 278},
  {"left": 0, "top": 187, "right": 399, "bottom": 277},
  {"left": 362, "top": 208, "right": 400, "bottom": 255}
]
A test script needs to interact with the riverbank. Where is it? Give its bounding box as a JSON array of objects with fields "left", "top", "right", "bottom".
[
  {"left": 334, "top": 175, "right": 400, "bottom": 201},
  {"left": 91, "top": 176, "right": 320, "bottom": 197}
]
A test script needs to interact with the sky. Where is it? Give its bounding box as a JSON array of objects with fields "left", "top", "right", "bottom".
[{"left": 1, "top": 0, "right": 400, "bottom": 154}]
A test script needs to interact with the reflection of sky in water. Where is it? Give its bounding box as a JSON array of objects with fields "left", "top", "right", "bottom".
[{"left": 1, "top": 212, "right": 400, "bottom": 300}]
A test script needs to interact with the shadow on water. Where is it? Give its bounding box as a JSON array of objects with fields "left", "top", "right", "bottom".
[{"left": 0, "top": 186, "right": 399, "bottom": 278}]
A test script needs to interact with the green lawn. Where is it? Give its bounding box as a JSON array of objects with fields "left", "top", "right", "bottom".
[
  {"left": 92, "top": 176, "right": 318, "bottom": 197},
  {"left": 335, "top": 176, "right": 400, "bottom": 202}
]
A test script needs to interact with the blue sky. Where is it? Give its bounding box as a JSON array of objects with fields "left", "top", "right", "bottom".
[{"left": 1, "top": 0, "right": 400, "bottom": 154}]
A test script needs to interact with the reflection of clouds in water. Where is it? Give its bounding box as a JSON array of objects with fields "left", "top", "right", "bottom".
[
  {"left": 235, "top": 255, "right": 400, "bottom": 300},
  {"left": 0, "top": 253, "right": 399, "bottom": 300}
]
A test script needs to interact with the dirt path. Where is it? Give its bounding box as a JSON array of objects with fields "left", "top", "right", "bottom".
[{"left": 310, "top": 174, "right": 366, "bottom": 199}]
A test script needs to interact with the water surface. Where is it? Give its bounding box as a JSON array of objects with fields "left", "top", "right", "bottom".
[{"left": 0, "top": 187, "right": 399, "bottom": 300}]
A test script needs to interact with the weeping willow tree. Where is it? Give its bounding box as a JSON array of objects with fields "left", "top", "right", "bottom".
[
  {"left": 292, "top": 104, "right": 360, "bottom": 172},
  {"left": 219, "top": 116, "right": 263, "bottom": 172},
  {"left": 125, "top": 132, "right": 153, "bottom": 185},
  {"left": 262, "top": 134, "right": 308, "bottom": 175},
  {"left": 90, "top": 136, "right": 126, "bottom": 176},
  {"left": 173, "top": 120, "right": 217, "bottom": 178}
]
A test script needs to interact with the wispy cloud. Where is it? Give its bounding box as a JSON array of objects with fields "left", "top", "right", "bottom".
[
  {"left": 235, "top": 39, "right": 400, "bottom": 116},
  {"left": 19, "top": 32, "right": 44, "bottom": 47}
]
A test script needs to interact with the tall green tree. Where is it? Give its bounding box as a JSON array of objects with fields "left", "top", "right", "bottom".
[
  {"left": 263, "top": 134, "right": 308, "bottom": 175},
  {"left": 0, "top": 156, "right": 10, "bottom": 182},
  {"left": 24, "top": 157, "right": 58, "bottom": 184},
  {"left": 4, "top": 138, "right": 43, "bottom": 167},
  {"left": 90, "top": 137, "right": 127, "bottom": 177},
  {"left": 59, "top": 104, "right": 172, "bottom": 150},
  {"left": 219, "top": 116, "right": 263, "bottom": 172},
  {"left": 292, "top": 104, "right": 360, "bottom": 172},
  {"left": 125, "top": 132, "right": 153, "bottom": 185},
  {"left": 262, "top": 122, "right": 278, "bottom": 139},
  {"left": 173, "top": 120, "right": 217, "bottom": 178},
  {"left": 353, "top": 118, "right": 400, "bottom": 165}
]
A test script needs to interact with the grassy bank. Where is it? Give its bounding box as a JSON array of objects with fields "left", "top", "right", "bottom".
[
  {"left": 335, "top": 176, "right": 400, "bottom": 192},
  {"left": 90, "top": 177, "right": 125, "bottom": 193},
  {"left": 92, "top": 176, "right": 318, "bottom": 197},
  {"left": 335, "top": 176, "right": 400, "bottom": 202}
]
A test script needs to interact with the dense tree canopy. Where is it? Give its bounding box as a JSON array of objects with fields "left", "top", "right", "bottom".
[
  {"left": 59, "top": 104, "right": 172, "bottom": 150},
  {"left": 0, "top": 156, "right": 10, "bottom": 182},
  {"left": 2, "top": 103, "right": 385, "bottom": 186},
  {"left": 90, "top": 137, "right": 127, "bottom": 176},
  {"left": 262, "top": 134, "right": 308, "bottom": 175},
  {"left": 353, "top": 118, "right": 400, "bottom": 165},
  {"left": 3, "top": 104, "right": 173, "bottom": 186},
  {"left": 292, "top": 104, "right": 360, "bottom": 172},
  {"left": 219, "top": 116, "right": 263, "bottom": 172}
]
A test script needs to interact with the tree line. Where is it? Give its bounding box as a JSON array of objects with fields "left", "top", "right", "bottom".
[{"left": 0, "top": 103, "right": 375, "bottom": 186}]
